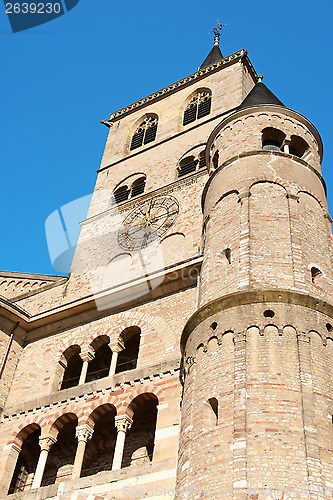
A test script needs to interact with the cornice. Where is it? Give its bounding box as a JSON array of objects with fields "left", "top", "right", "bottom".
[
  {"left": 2, "top": 358, "right": 180, "bottom": 419},
  {"left": 101, "top": 49, "right": 256, "bottom": 124},
  {"left": 180, "top": 288, "right": 333, "bottom": 352},
  {"left": 0, "top": 256, "right": 202, "bottom": 341}
]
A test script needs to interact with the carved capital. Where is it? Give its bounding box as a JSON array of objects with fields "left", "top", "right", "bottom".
[
  {"left": 238, "top": 190, "right": 251, "bottom": 200},
  {"left": 110, "top": 340, "right": 125, "bottom": 353},
  {"left": 286, "top": 192, "right": 300, "bottom": 201},
  {"left": 115, "top": 415, "right": 133, "bottom": 433},
  {"left": 39, "top": 435, "right": 56, "bottom": 452},
  {"left": 233, "top": 331, "right": 246, "bottom": 344},
  {"left": 80, "top": 346, "right": 95, "bottom": 363},
  {"left": 297, "top": 331, "right": 310, "bottom": 343},
  {"left": 75, "top": 424, "right": 94, "bottom": 443}
]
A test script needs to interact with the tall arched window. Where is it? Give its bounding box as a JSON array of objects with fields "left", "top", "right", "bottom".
[
  {"left": 8, "top": 426, "right": 41, "bottom": 494},
  {"left": 86, "top": 336, "right": 112, "bottom": 383},
  {"left": 60, "top": 345, "right": 83, "bottom": 390},
  {"left": 116, "top": 326, "right": 141, "bottom": 374},
  {"left": 122, "top": 394, "right": 158, "bottom": 468},
  {"left": 130, "top": 116, "right": 158, "bottom": 150},
  {"left": 183, "top": 90, "right": 212, "bottom": 125}
]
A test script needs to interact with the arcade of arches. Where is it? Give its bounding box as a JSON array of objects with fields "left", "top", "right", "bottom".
[{"left": 9, "top": 394, "right": 158, "bottom": 493}]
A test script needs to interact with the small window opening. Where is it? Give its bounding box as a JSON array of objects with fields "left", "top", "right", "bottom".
[
  {"left": 289, "top": 135, "right": 309, "bottom": 158},
  {"left": 311, "top": 267, "right": 322, "bottom": 283},
  {"left": 131, "top": 177, "right": 146, "bottom": 197},
  {"left": 114, "top": 186, "right": 130, "bottom": 204},
  {"left": 130, "top": 116, "right": 158, "bottom": 150},
  {"left": 183, "top": 91, "right": 211, "bottom": 126},
  {"left": 210, "top": 322, "right": 218, "bottom": 331},
  {"left": 326, "top": 323, "right": 333, "bottom": 332},
  {"left": 198, "top": 151, "right": 206, "bottom": 169},
  {"left": 178, "top": 156, "right": 197, "bottom": 178},
  {"left": 263, "top": 309, "right": 275, "bottom": 318},
  {"left": 212, "top": 150, "right": 219, "bottom": 170},
  {"left": 207, "top": 397, "right": 218, "bottom": 425},
  {"left": 223, "top": 248, "right": 231, "bottom": 264},
  {"left": 262, "top": 127, "right": 286, "bottom": 152}
]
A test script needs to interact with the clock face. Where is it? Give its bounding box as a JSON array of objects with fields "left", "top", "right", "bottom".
[{"left": 117, "top": 195, "right": 179, "bottom": 251}]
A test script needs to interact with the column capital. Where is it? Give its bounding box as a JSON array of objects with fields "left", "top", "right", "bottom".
[
  {"left": 115, "top": 415, "right": 133, "bottom": 433},
  {"left": 238, "top": 190, "right": 251, "bottom": 200},
  {"left": 39, "top": 435, "right": 56, "bottom": 452},
  {"left": 75, "top": 424, "right": 94, "bottom": 443},
  {"left": 233, "top": 331, "right": 246, "bottom": 344},
  {"left": 80, "top": 345, "right": 95, "bottom": 363},
  {"left": 110, "top": 340, "right": 125, "bottom": 353},
  {"left": 297, "top": 331, "right": 310, "bottom": 343}
]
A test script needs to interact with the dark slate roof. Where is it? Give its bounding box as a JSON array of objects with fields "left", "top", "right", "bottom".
[
  {"left": 238, "top": 82, "right": 285, "bottom": 110},
  {"left": 200, "top": 45, "right": 223, "bottom": 69}
]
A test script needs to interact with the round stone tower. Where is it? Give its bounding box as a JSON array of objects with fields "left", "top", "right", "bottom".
[{"left": 176, "top": 83, "right": 333, "bottom": 499}]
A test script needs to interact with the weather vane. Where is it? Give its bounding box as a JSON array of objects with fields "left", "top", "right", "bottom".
[{"left": 209, "top": 18, "right": 227, "bottom": 46}]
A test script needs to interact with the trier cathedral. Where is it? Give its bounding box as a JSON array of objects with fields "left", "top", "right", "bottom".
[{"left": 1, "top": 33, "right": 333, "bottom": 500}]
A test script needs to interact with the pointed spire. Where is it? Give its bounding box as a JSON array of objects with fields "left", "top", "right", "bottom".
[
  {"left": 238, "top": 75, "right": 285, "bottom": 110},
  {"left": 200, "top": 19, "right": 226, "bottom": 69}
]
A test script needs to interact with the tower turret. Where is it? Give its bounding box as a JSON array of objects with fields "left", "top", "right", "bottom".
[{"left": 176, "top": 82, "right": 333, "bottom": 498}]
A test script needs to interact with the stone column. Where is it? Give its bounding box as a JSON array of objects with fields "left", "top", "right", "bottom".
[
  {"left": 111, "top": 415, "right": 133, "bottom": 471},
  {"left": 79, "top": 346, "right": 95, "bottom": 385},
  {"left": 32, "top": 435, "right": 56, "bottom": 489},
  {"left": 238, "top": 191, "right": 251, "bottom": 288},
  {"left": 109, "top": 340, "right": 124, "bottom": 376},
  {"left": 0, "top": 444, "right": 21, "bottom": 496},
  {"left": 282, "top": 138, "right": 291, "bottom": 154},
  {"left": 297, "top": 332, "right": 325, "bottom": 499},
  {"left": 233, "top": 331, "right": 247, "bottom": 496},
  {"left": 71, "top": 425, "right": 94, "bottom": 479}
]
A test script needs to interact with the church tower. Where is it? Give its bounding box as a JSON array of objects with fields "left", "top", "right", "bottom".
[{"left": 0, "top": 31, "right": 333, "bottom": 500}]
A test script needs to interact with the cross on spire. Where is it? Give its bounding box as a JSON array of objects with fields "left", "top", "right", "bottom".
[{"left": 209, "top": 18, "right": 227, "bottom": 47}]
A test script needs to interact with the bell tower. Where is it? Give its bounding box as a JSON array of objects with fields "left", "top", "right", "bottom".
[{"left": 176, "top": 81, "right": 333, "bottom": 497}]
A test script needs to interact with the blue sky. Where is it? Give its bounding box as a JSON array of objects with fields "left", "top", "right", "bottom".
[{"left": 1, "top": 0, "right": 332, "bottom": 276}]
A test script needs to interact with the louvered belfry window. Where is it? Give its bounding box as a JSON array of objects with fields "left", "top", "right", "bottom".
[
  {"left": 183, "top": 91, "right": 212, "bottom": 125},
  {"left": 178, "top": 157, "right": 197, "bottom": 178},
  {"left": 130, "top": 116, "right": 158, "bottom": 150}
]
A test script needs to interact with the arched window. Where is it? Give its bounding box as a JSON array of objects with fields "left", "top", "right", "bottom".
[
  {"left": 113, "top": 175, "right": 146, "bottom": 205},
  {"left": 183, "top": 90, "right": 212, "bottom": 125},
  {"left": 289, "top": 135, "right": 309, "bottom": 158},
  {"left": 130, "top": 116, "right": 158, "bottom": 150},
  {"left": 178, "top": 156, "right": 197, "bottom": 177},
  {"left": 177, "top": 150, "right": 207, "bottom": 178},
  {"left": 122, "top": 394, "right": 158, "bottom": 468},
  {"left": 81, "top": 404, "right": 116, "bottom": 477},
  {"left": 86, "top": 336, "right": 112, "bottom": 383},
  {"left": 116, "top": 326, "right": 141, "bottom": 374},
  {"left": 311, "top": 267, "right": 322, "bottom": 284},
  {"left": 114, "top": 185, "right": 130, "bottom": 204},
  {"left": 8, "top": 426, "right": 41, "bottom": 494},
  {"left": 262, "top": 127, "right": 286, "bottom": 151},
  {"left": 60, "top": 345, "right": 83, "bottom": 390},
  {"left": 212, "top": 150, "right": 219, "bottom": 170},
  {"left": 42, "top": 414, "right": 78, "bottom": 486}
]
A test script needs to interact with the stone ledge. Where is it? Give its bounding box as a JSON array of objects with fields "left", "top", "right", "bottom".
[
  {"left": 5, "top": 459, "right": 176, "bottom": 500},
  {"left": 3, "top": 359, "right": 180, "bottom": 419}
]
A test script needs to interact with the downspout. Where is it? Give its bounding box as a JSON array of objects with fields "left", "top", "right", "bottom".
[{"left": 0, "top": 322, "right": 20, "bottom": 379}]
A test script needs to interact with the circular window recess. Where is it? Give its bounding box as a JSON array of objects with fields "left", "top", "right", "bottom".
[
  {"left": 210, "top": 322, "right": 218, "bottom": 330},
  {"left": 263, "top": 310, "right": 275, "bottom": 318},
  {"left": 326, "top": 323, "right": 333, "bottom": 332}
]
